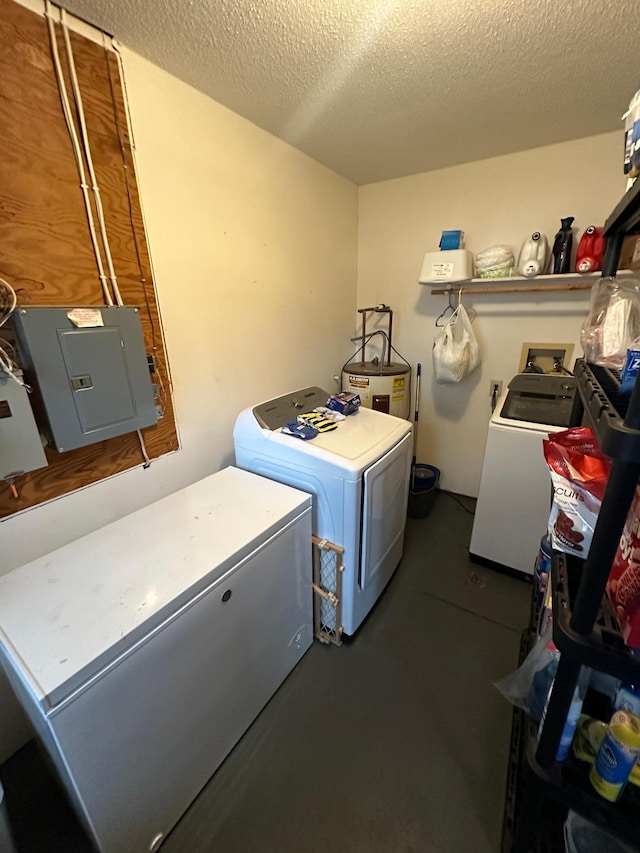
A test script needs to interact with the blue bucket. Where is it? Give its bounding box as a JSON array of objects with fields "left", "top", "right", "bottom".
[{"left": 408, "top": 464, "right": 440, "bottom": 519}]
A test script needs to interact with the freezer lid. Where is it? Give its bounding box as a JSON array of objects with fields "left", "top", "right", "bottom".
[{"left": 0, "top": 467, "right": 311, "bottom": 710}]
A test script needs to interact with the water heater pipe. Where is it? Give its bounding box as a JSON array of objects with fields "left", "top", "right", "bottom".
[{"left": 356, "top": 304, "right": 392, "bottom": 365}]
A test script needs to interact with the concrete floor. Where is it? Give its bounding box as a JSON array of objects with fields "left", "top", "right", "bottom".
[{"left": 0, "top": 491, "right": 531, "bottom": 852}]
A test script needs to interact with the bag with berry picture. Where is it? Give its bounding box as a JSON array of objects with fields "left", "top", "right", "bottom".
[{"left": 543, "top": 427, "right": 611, "bottom": 559}]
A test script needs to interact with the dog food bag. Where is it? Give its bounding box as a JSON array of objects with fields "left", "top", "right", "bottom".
[
  {"left": 607, "top": 485, "right": 640, "bottom": 648},
  {"left": 543, "top": 427, "right": 611, "bottom": 558}
]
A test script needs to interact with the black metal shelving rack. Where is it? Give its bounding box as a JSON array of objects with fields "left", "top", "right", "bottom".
[{"left": 509, "top": 179, "right": 640, "bottom": 852}]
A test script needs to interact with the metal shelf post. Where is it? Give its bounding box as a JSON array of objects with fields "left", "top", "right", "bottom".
[{"left": 601, "top": 232, "right": 624, "bottom": 278}]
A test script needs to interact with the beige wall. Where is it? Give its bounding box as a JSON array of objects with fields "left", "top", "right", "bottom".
[
  {"left": 0, "top": 44, "right": 358, "bottom": 760},
  {"left": 358, "top": 132, "right": 625, "bottom": 496},
  {"left": 1, "top": 48, "right": 358, "bottom": 568}
]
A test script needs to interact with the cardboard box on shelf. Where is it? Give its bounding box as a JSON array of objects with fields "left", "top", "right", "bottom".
[{"left": 620, "top": 235, "right": 640, "bottom": 271}]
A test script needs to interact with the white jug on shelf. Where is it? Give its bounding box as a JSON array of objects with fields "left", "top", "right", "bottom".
[{"left": 517, "top": 231, "right": 549, "bottom": 278}]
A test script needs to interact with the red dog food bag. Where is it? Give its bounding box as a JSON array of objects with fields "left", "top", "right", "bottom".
[
  {"left": 543, "top": 427, "right": 611, "bottom": 559},
  {"left": 607, "top": 485, "right": 640, "bottom": 648}
]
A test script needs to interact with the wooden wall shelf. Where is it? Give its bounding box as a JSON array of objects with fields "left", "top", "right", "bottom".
[{"left": 429, "top": 270, "right": 635, "bottom": 296}]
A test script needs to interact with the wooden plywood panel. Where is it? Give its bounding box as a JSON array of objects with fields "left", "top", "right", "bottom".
[{"left": 0, "top": 0, "right": 179, "bottom": 519}]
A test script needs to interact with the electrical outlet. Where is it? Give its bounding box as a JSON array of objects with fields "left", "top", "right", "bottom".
[{"left": 489, "top": 379, "right": 503, "bottom": 398}]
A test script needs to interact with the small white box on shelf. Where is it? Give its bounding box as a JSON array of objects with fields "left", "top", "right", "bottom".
[{"left": 418, "top": 249, "right": 474, "bottom": 284}]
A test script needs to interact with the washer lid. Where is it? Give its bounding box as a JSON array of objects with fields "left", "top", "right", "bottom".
[
  {"left": 253, "top": 387, "right": 329, "bottom": 430},
  {"left": 309, "top": 407, "right": 411, "bottom": 460},
  {"left": 244, "top": 387, "right": 412, "bottom": 467},
  {"left": 257, "top": 404, "right": 411, "bottom": 465},
  {"left": 491, "top": 398, "right": 569, "bottom": 433},
  {"left": 499, "top": 373, "right": 578, "bottom": 427}
]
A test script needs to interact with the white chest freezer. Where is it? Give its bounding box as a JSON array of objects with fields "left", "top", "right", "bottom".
[
  {"left": 0, "top": 467, "right": 312, "bottom": 853},
  {"left": 234, "top": 387, "right": 412, "bottom": 635}
]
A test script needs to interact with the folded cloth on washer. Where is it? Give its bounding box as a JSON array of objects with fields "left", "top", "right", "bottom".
[
  {"left": 281, "top": 420, "right": 318, "bottom": 440},
  {"left": 297, "top": 413, "right": 338, "bottom": 432},
  {"left": 313, "top": 406, "right": 346, "bottom": 422}
]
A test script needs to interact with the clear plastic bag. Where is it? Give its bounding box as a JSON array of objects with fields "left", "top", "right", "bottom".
[
  {"left": 432, "top": 304, "right": 480, "bottom": 383},
  {"left": 494, "top": 627, "right": 559, "bottom": 721},
  {"left": 475, "top": 245, "right": 515, "bottom": 278},
  {"left": 580, "top": 277, "right": 640, "bottom": 369}
]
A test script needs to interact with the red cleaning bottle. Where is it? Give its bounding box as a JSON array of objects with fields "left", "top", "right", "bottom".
[{"left": 576, "top": 226, "right": 605, "bottom": 273}]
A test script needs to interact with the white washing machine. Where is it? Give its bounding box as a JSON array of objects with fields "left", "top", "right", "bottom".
[
  {"left": 234, "top": 387, "right": 412, "bottom": 635},
  {"left": 469, "top": 373, "right": 579, "bottom": 576}
]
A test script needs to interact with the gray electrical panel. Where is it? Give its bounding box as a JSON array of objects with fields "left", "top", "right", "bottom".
[
  {"left": 12, "top": 307, "right": 158, "bottom": 453},
  {"left": 0, "top": 369, "right": 48, "bottom": 479}
]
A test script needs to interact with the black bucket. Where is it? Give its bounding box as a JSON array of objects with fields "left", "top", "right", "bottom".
[{"left": 408, "top": 464, "right": 440, "bottom": 519}]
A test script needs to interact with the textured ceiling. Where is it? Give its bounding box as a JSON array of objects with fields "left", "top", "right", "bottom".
[{"left": 61, "top": 0, "right": 637, "bottom": 185}]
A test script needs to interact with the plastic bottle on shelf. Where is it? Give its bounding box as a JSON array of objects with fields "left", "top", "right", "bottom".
[
  {"left": 589, "top": 710, "right": 640, "bottom": 801},
  {"left": 614, "top": 682, "right": 640, "bottom": 717},
  {"left": 533, "top": 533, "right": 553, "bottom": 612},
  {"left": 538, "top": 665, "right": 590, "bottom": 761},
  {"left": 551, "top": 217, "right": 575, "bottom": 274},
  {"left": 614, "top": 683, "right": 640, "bottom": 785},
  {"left": 517, "top": 232, "right": 548, "bottom": 277}
]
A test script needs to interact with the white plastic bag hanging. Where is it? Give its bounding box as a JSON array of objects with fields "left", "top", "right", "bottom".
[{"left": 432, "top": 303, "right": 480, "bottom": 383}]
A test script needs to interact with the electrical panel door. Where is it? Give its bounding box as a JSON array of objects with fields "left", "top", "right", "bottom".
[
  {"left": 13, "top": 307, "right": 157, "bottom": 452},
  {"left": 58, "top": 327, "right": 137, "bottom": 433},
  {"left": 0, "top": 370, "right": 48, "bottom": 479}
]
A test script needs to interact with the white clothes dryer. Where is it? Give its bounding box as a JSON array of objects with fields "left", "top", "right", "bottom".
[{"left": 234, "top": 387, "right": 412, "bottom": 635}]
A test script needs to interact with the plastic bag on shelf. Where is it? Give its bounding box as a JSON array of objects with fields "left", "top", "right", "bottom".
[
  {"left": 619, "top": 345, "right": 640, "bottom": 395},
  {"left": 607, "top": 483, "right": 640, "bottom": 648},
  {"left": 432, "top": 303, "right": 480, "bottom": 383},
  {"left": 580, "top": 276, "right": 640, "bottom": 369},
  {"left": 543, "top": 427, "right": 611, "bottom": 559},
  {"left": 494, "top": 627, "right": 559, "bottom": 721},
  {"left": 474, "top": 245, "right": 514, "bottom": 278}
]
